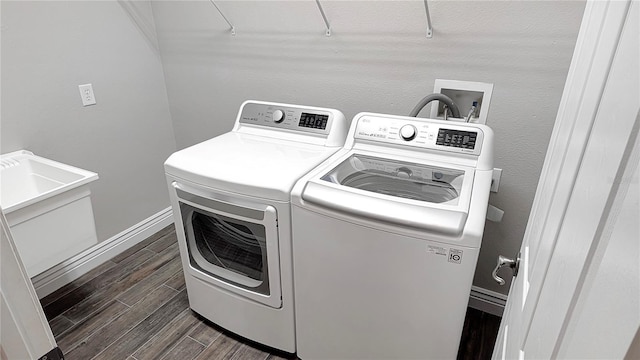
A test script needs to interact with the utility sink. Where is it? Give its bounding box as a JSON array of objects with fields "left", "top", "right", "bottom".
[{"left": 1, "top": 150, "right": 99, "bottom": 277}]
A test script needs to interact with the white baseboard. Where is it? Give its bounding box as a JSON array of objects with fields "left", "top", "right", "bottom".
[
  {"left": 468, "top": 285, "right": 507, "bottom": 317},
  {"left": 32, "top": 207, "right": 174, "bottom": 299}
]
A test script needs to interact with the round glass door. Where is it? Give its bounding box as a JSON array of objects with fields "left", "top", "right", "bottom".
[{"left": 181, "top": 202, "right": 271, "bottom": 296}]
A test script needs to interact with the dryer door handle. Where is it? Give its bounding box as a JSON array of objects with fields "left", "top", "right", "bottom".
[{"left": 172, "top": 182, "right": 269, "bottom": 221}]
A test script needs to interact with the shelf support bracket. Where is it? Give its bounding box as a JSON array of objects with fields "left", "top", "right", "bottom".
[
  {"left": 315, "top": 0, "right": 331, "bottom": 37},
  {"left": 423, "top": 0, "right": 433, "bottom": 38},
  {"left": 209, "top": 0, "right": 236, "bottom": 36}
]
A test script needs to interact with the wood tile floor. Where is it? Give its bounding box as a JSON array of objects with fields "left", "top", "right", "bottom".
[{"left": 41, "top": 225, "right": 501, "bottom": 360}]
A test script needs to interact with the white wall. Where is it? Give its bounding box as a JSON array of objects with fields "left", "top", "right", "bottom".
[
  {"left": 151, "top": 0, "right": 585, "bottom": 295},
  {"left": 1, "top": 1, "right": 177, "bottom": 242},
  {"left": 0, "top": 0, "right": 586, "bottom": 297}
]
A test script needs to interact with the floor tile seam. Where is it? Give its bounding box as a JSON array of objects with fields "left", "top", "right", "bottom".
[
  {"left": 115, "top": 263, "right": 180, "bottom": 307},
  {"left": 126, "top": 245, "right": 179, "bottom": 277},
  {"left": 152, "top": 226, "right": 174, "bottom": 239},
  {"left": 224, "top": 339, "right": 246, "bottom": 360},
  {"left": 230, "top": 347, "right": 271, "bottom": 360},
  {"left": 60, "top": 296, "right": 123, "bottom": 328},
  {"left": 139, "top": 229, "right": 175, "bottom": 251},
  {"left": 163, "top": 283, "right": 182, "bottom": 292},
  {"left": 145, "top": 231, "right": 177, "bottom": 252},
  {"left": 40, "top": 260, "right": 118, "bottom": 308},
  {"left": 116, "top": 298, "right": 132, "bottom": 308},
  {"left": 57, "top": 300, "right": 130, "bottom": 354},
  {"left": 101, "top": 250, "right": 176, "bottom": 309},
  {"left": 85, "top": 308, "right": 162, "bottom": 359},
  {"left": 60, "top": 250, "right": 158, "bottom": 311},
  {"left": 87, "top": 289, "right": 183, "bottom": 360},
  {"left": 153, "top": 243, "right": 180, "bottom": 260},
  {"left": 160, "top": 268, "right": 185, "bottom": 292},
  {"left": 113, "top": 247, "right": 157, "bottom": 268},
  {"left": 155, "top": 333, "right": 193, "bottom": 360},
  {"left": 186, "top": 335, "right": 209, "bottom": 347},
  {"left": 65, "top": 288, "right": 177, "bottom": 357},
  {"left": 49, "top": 314, "right": 76, "bottom": 340},
  {"left": 228, "top": 344, "right": 252, "bottom": 360},
  {"left": 187, "top": 329, "right": 223, "bottom": 348},
  {"left": 113, "top": 249, "right": 159, "bottom": 282},
  {"left": 42, "top": 265, "right": 125, "bottom": 318},
  {"left": 130, "top": 306, "right": 194, "bottom": 360},
  {"left": 76, "top": 249, "right": 154, "bottom": 292},
  {"left": 142, "top": 253, "right": 182, "bottom": 280},
  {"left": 116, "top": 284, "right": 178, "bottom": 319},
  {"left": 112, "top": 228, "right": 172, "bottom": 263}
]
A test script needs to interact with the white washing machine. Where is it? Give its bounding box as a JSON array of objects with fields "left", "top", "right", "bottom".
[
  {"left": 164, "top": 101, "right": 347, "bottom": 353},
  {"left": 291, "top": 112, "right": 494, "bottom": 359}
]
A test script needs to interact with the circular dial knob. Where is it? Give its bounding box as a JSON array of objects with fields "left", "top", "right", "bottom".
[
  {"left": 272, "top": 109, "right": 285, "bottom": 123},
  {"left": 399, "top": 124, "right": 417, "bottom": 141}
]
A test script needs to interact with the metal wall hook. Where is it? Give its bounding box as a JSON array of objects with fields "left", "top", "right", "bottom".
[
  {"left": 423, "top": 0, "right": 433, "bottom": 38},
  {"left": 315, "top": 0, "right": 331, "bottom": 37},
  {"left": 209, "top": 0, "right": 236, "bottom": 36}
]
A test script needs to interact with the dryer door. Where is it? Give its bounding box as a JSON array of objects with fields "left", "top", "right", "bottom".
[{"left": 172, "top": 182, "right": 282, "bottom": 308}]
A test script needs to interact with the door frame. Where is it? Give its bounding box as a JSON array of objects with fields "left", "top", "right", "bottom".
[{"left": 1, "top": 210, "right": 58, "bottom": 359}]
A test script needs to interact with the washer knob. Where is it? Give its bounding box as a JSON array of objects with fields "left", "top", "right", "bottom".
[
  {"left": 272, "top": 109, "right": 285, "bottom": 123},
  {"left": 400, "top": 124, "right": 417, "bottom": 141}
]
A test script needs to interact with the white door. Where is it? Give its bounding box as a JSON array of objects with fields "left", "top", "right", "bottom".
[
  {"left": 493, "top": 0, "right": 639, "bottom": 358},
  {"left": 1, "top": 210, "right": 58, "bottom": 359}
]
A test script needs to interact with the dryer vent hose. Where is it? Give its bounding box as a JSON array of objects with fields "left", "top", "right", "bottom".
[{"left": 409, "top": 93, "right": 461, "bottom": 119}]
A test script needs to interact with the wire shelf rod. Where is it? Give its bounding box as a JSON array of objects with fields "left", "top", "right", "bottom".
[
  {"left": 209, "top": 0, "right": 236, "bottom": 36},
  {"left": 315, "top": 0, "right": 331, "bottom": 36},
  {"left": 423, "top": 0, "right": 433, "bottom": 38}
]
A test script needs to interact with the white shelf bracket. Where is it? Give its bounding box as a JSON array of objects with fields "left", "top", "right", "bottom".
[
  {"left": 423, "top": 0, "right": 433, "bottom": 38},
  {"left": 209, "top": 0, "right": 236, "bottom": 36},
  {"left": 315, "top": 0, "right": 332, "bottom": 37}
]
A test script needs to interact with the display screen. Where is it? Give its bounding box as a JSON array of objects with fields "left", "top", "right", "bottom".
[
  {"left": 436, "top": 129, "right": 477, "bottom": 149},
  {"left": 298, "top": 112, "right": 329, "bottom": 130}
]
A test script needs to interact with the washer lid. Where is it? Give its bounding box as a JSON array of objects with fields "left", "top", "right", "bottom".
[
  {"left": 165, "top": 132, "right": 341, "bottom": 201},
  {"left": 323, "top": 154, "right": 464, "bottom": 205},
  {"left": 302, "top": 153, "right": 474, "bottom": 235}
]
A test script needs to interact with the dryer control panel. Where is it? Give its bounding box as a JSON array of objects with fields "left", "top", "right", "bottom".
[
  {"left": 354, "top": 116, "right": 484, "bottom": 156},
  {"left": 239, "top": 102, "right": 334, "bottom": 136}
]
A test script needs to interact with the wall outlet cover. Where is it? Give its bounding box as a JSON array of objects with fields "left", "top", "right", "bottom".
[{"left": 78, "top": 84, "right": 96, "bottom": 106}]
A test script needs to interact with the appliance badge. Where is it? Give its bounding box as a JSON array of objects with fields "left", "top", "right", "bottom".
[{"left": 448, "top": 249, "right": 463, "bottom": 264}]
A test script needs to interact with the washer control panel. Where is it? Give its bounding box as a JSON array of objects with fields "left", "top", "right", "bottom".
[
  {"left": 354, "top": 116, "right": 484, "bottom": 155},
  {"left": 239, "top": 102, "right": 333, "bottom": 135}
]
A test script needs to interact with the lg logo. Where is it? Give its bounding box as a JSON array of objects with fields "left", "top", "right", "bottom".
[{"left": 448, "top": 249, "right": 463, "bottom": 264}]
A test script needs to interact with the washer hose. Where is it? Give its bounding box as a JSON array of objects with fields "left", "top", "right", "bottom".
[{"left": 409, "top": 93, "right": 461, "bottom": 119}]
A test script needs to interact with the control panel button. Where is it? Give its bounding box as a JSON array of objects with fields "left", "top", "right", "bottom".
[
  {"left": 400, "top": 124, "right": 417, "bottom": 141},
  {"left": 273, "top": 109, "right": 285, "bottom": 123}
]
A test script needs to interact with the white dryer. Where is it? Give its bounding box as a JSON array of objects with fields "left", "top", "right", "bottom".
[
  {"left": 291, "top": 112, "right": 494, "bottom": 359},
  {"left": 164, "top": 101, "right": 347, "bottom": 353}
]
